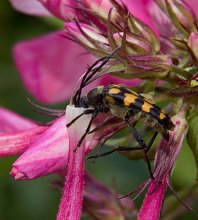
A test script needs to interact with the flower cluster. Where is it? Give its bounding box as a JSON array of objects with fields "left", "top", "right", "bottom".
[{"left": 1, "top": 0, "right": 198, "bottom": 219}]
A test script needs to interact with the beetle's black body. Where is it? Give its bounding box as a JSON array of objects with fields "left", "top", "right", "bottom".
[
  {"left": 67, "top": 50, "right": 175, "bottom": 179},
  {"left": 78, "top": 84, "right": 175, "bottom": 140}
]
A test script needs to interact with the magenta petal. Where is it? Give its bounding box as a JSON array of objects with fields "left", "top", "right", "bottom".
[
  {"left": 0, "top": 126, "right": 48, "bottom": 157},
  {"left": 139, "top": 111, "right": 188, "bottom": 219},
  {"left": 0, "top": 107, "right": 36, "bottom": 132},
  {"left": 100, "top": 75, "right": 142, "bottom": 87},
  {"left": 138, "top": 176, "right": 167, "bottom": 220},
  {"left": 57, "top": 106, "right": 92, "bottom": 220},
  {"left": 10, "top": 116, "right": 68, "bottom": 179},
  {"left": 13, "top": 31, "right": 94, "bottom": 103},
  {"left": 185, "top": 0, "right": 198, "bottom": 17},
  {"left": 122, "top": 0, "right": 155, "bottom": 30},
  {"left": 9, "top": 0, "right": 51, "bottom": 16},
  {"left": 39, "top": 0, "right": 77, "bottom": 20}
]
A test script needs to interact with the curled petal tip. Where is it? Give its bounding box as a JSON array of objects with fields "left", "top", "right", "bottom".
[{"left": 10, "top": 167, "right": 27, "bottom": 180}]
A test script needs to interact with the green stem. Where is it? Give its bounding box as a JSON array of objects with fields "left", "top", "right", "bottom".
[{"left": 171, "top": 66, "right": 190, "bottom": 79}]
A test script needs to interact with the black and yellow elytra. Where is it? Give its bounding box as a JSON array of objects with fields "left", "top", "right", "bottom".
[{"left": 102, "top": 84, "right": 175, "bottom": 140}]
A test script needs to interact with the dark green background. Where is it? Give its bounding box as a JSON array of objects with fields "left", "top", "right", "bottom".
[{"left": 0, "top": 1, "right": 197, "bottom": 219}]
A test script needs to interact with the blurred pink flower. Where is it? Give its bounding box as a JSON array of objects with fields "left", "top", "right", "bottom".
[
  {"left": 7, "top": 1, "right": 197, "bottom": 219},
  {"left": 13, "top": 32, "right": 94, "bottom": 103},
  {"left": 10, "top": 0, "right": 51, "bottom": 16},
  {"left": 0, "top": 107, "right": 36, "bottom": 132},
  {"left": 0, "top": 108, "right": 48, "bottom": 157}
]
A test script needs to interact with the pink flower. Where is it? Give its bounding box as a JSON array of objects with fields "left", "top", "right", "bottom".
[
  {"left": 138, "top": 110, "right": 189, "bottom": 220},
  {"left": 0, "top": 107, "right": 36, "bottom": 132},
  {"left": 10, "top": 116, "right": 68, "bottom": 179},
  {"left": 39, "top": 0, "right": 78, "bottom": 20},
  {"left": 0, "top": 108, "right": 48, "bottom": 157},
  {"left": 13, "top": 32, "right": 94, "bottom": 103},
  {"left": 188, "top": 33, "right": 198, "bottom": 63},
  {"left": 83, "top": 174, "right": 138, "bottom": 219},
  {"left": 0, "top": 107, "right": 97, "bottom": 219},
  {"left": 83, "top": 0, "right": 155, "bottom": 29},
  {"left": 57, "top": 106, "right": 90, "bottom": 220},
  {"left": 6, "top": 1, "right": 198, "bottom": 219},
  {"left": 0, "top": 105, "right": 129, "bottom": 219},
  {"left": 10, "top": 0, "right": 51, "bottom": 16}
]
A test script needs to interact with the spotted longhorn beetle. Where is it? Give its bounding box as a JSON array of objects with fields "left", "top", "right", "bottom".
[{"left": 67, "top": 49, "right": 175, "bottom": 179}]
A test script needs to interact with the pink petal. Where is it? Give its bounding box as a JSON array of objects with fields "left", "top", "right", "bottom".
[
  {"left": 0, "top": 107, "right": 36, "bottom": 132},
  {"left": 9, "top": 0, "right": 51, "bottom": 16},
  {"left": 139, "top": 111, "right": 188, "bottom": 219},
  {"left": 185, "top": 0, "right": 198, "bottom": 17},
  {"left": 100, "top": 75, "right": 142, "bottom": 87},
  {"left": 84, "top": 174, "right": 137, "bottom": 219},
  {"left": 65, "top": 22, "right": 108, "bottom": 48},
  {"left": 153, "top": 112, "right": 187, "bottom": 179},
  {"left": 0, "top": 126, "right": 48, "bottom": 157},
  {"left": 138, "top": 176, "right": 167, "bottom": 220},
  {"left": 10, "top": 116, "right": 68, "bottom": 180},
  {"left": 82, "top": 0, "right": 154, "bottom": 29},
  {"left": 13, "top": 31, "right": 94, "bottom": 104},
  {"left": 123, "top": 0, "right": 155, "bottom": 29},
  {"left": 39, "top": 0, "right": 77, "bottom": 20},
  {"left": 10, "top": 112, "right": 125, "bottom": 180},
  {"left": 57, "top": 106, "right": 92, "bottom": 220},
  {"left": 82, "top": 0, "right": 114, "bottom": 19},
  {"left": 188, "top": 33, "right": 198, "bottom": 62}
]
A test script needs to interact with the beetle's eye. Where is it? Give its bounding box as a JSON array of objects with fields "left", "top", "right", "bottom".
[{"left": 79, "top": 97, "right": 89, "bottom": 108}]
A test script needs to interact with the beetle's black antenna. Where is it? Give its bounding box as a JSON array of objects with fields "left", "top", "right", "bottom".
[
  {"left": 73, "top": 56, "right": 107, "bottom": 106},
  {"left": 72, "top": 47, "right": 120, "bottom": 106},
  {"left": 27, "top": 98, "right": 65, "bottom": 117}
]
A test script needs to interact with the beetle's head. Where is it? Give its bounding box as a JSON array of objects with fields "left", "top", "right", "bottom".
[{"left": 86, "top": 86, "right": 104, "bottom": 107}]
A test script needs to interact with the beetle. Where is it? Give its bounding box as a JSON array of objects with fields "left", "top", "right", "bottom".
[{"left": 67, "top": 50, "right": 175, "bottom": 179}]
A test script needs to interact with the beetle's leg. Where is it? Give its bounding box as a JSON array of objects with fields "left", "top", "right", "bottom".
[
  {"left": 125, "top": 119, "right": 147, "bottom": 149},
  {"left": 145, "top": 131, "right": 158, "bottom": 153},
  {"left": 88, "top": 144, "right": 154, "bottom": 180},
  {"left": 87, "top": 145, "right": 146, "bottom": 159},
  {"left": 74, "top": 110, "right": 98, "bottom": 152},
  {"left": 88, "top": 119, "right": 157, "bottom": 179},
  {"left": 125, "top": 119, "right": 156, "bottom": 180}
]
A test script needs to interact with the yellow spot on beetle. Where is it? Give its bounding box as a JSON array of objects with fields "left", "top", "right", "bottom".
[
  {"left": 109, "top": 88, "right": 121, "bottom": 94},
  {"left": 124, "top": 93, "right": 137, "bottom": 106},
  {"left": 159, "top": 111, "right": 166, "bottom": 119},
  {"left": 142, "top": 101, "right": 153, "bottom": 113}
]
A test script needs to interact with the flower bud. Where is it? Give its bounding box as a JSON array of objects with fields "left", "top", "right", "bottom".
[
  {"left": 113, "top": 32, "right": 152, "bottom": 54},
  {"left": 83, "top": 174, "right": 137, "bottom": 220},
  {"left": 82, "top": 0, "right": 113, "bottom": 19},
  {"left": 65, "top": 22, "right": 108, "bottom": 50}
]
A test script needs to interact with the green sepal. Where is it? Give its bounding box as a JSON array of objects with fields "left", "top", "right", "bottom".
[
  {"left": 187, "top": 114, "right": 198, "bottom": 177},
  {"left": 165, "top": 0, "right": 188, "bottom": 37},
  {"left": 106, "top": 128, "right": 158, "bottom": 161},
  {"left": 174, "top": 1, "right": 197, "bottom": 33}
]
